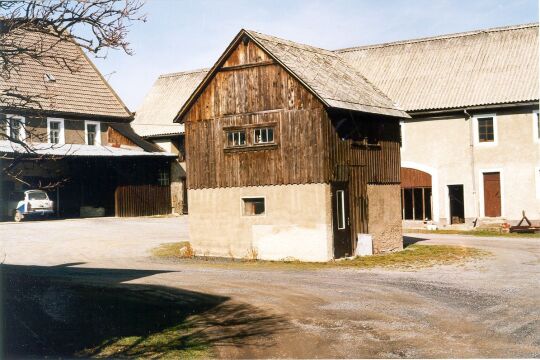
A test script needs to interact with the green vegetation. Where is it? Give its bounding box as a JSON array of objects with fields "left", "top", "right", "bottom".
[
  {"left": 152, "top": 242, "right": 489, "bottom": 270},
  {"left": 404, "top": 229, "right": 540, "bottom": 238}
]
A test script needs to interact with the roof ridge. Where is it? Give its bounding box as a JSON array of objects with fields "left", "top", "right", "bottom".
[
  {"left": 158, "top": 68, "right": 210, "bottom": 78},
  {"left": 244, "top": 29, "right": 337, "bottom": 57},
  {"left": 334, "top": 22, "right": 539, "bottom": 53}
]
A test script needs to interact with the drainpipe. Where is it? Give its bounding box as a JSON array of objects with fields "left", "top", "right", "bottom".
[{"left": 464, "top": 109, "right": 479, "bottom": 225}]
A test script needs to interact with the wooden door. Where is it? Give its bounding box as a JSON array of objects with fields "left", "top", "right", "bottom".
[
  {"left": 332, "top": 182, "right": 352, "bottom": 258},
  {"left": 483, "top": 172, "right": 501, "bottom": 217}
]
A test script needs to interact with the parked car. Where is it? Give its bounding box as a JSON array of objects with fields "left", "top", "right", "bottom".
[{"left": 9, "top": 190, "right": 54, "bottom": 222}]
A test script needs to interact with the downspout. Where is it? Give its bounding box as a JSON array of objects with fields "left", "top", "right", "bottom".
[{"left": 464, "top": 109, "right": 478, "bottom": 226}]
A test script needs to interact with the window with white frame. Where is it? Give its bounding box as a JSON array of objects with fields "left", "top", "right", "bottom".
[
  {"left": 7, "top": 115, "right": 25, "bottom": 142},
  {"left": 85, "top": 121, "right": 101, "bottom": 145},
  {"left": 242, "top": 197, "right": 265, "bottom": 216},
  {"left": 254, "top": 127, "right": 274, "bottom": 144},
  {"left": 47, "top": 118, "right": 64, "bottom": 144},
  {"left": 226, "top": 130, "right": 246, "bottom": 147}
]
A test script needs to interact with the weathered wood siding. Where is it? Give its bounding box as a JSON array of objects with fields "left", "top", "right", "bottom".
[{"left": 184, "top": 39, "right": 329, "bottom": 189}]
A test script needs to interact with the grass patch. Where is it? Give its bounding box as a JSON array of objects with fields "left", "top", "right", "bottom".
[
  {"left": 404, "top": 229, "right": 540, "bottom": 238},
  {"left": 152, "top": 241, "right": 195, "bottom": 259},
  {"left": 152, "top": 243, "right": 489, "bottom": 270}
]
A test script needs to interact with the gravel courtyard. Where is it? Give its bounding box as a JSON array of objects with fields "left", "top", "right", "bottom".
[{"left": 0, "top": 217, "right": 539, "bottom": 358}]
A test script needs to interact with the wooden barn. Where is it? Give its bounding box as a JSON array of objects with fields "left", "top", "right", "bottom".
[{"left": 175, "top": 30, "right": 409, "bottom": 261}]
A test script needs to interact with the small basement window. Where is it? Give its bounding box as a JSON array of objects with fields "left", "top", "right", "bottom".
[
  {"left": 226, "top": 130, "right": 246, "bottom": 147},
  {"left": 254, "top": 127, "right": 274, "bottom": 144},
  {"left": 242, "top": 197, "right": 265, "bottom": 216}
]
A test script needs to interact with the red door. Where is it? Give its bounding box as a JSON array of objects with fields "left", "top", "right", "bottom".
[{"left": 483, "top": 172, "right": 501, "bottom": 217}]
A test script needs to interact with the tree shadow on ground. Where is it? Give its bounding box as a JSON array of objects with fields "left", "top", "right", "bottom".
[{"left": 0, "top": 263, "right": 290, "bottom": 358}]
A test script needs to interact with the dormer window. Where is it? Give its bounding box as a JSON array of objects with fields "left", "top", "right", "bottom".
[{"left": 44, "top": 73, "right": 56, "bottom": 82}]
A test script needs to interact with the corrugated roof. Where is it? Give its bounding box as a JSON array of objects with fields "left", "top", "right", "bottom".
[
  {"left": 335, "top": 23, "right": 539, "bottom": 112},
  {"left": 245, "top": 30, "right": 408, "bottom": 118},
  {"left": 0, "top": 140, "right": 175, "bottom": 157},
  {"left": 132, "top": 69, "right": 208, "bottom": 137},
  {"left": 1, "top": 30, "right": 132, "bottom": 119}
]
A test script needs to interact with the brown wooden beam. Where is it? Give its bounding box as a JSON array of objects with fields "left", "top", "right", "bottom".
[{"left": 219, "top": 60, "right": 275, "bottom": 72}]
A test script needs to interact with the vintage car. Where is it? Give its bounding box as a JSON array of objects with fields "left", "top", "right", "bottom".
[{"left": 9, "top": 190, "right": 54, "bottom": 222}]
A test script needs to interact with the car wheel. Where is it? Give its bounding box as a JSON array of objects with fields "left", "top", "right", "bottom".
[{"left": 14, "top": 211, "right": 23, "bottom": 222}]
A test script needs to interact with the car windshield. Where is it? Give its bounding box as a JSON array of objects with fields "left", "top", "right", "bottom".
[{"left": 28, "top": 192, "right": 48, "bottom": 200}]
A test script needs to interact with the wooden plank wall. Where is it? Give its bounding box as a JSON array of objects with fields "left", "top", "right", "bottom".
[
  {"left": 115, "top": 184, "right": 171, "bottom": 217},
  {"left": 184, "top": 39, "right": 329, "bottom": 189},
  {"left": 401, "top": 167, "right": 431, "bottom": 188}
]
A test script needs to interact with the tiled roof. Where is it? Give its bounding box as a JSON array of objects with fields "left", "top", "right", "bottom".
[
  {"left": 132, "top": 69, "right": 208, "bottom": 137},
  {"left": 335, "top": 23, "right": 539, "bottom": 112},
  {"left": 1, "top": 30, "right": 132, "bottom": 119}
]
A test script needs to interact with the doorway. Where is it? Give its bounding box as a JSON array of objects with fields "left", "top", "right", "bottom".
[
  {"left": 448, "top": 185, "right": 465, "bottom": 224},
  {"left": 332, "top": 182, "right": 352, "bottom": 258},
  {"left": 483, "top": 172, "right": 501, "bottom": 217}
]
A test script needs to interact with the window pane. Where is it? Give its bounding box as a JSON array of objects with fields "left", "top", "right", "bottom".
[
  {"left": 243, "top": 198, "right": 265, "bottom": 216},
  {"left": 267, "top": 128, "right": 274, "bottom": 142},
  {"left": 239, "top": 131, "right": 246, "bottom": 145},
  {"left": 478, "top": 117, "right": 494, "bottom": 142},
  {"left": 336, "top": 190, "right": 345, "bottom": 229},
  {"left": 537, "top": 113, "right": 539, "bottom": 139},
  {"left": 87, "top": 124, "right": 97, "bottom": 145}
]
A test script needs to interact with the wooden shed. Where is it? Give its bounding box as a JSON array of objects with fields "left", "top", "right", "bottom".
[{"left": 175, "top": 29, "right": 409, "bottom": 261}]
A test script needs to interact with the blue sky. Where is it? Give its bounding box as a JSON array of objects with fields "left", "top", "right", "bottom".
[{"left": 92, "top": 0, "right": 539, "bottom": 110}]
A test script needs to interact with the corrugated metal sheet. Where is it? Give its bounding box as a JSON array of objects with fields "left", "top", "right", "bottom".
[
  {"left": 0, "top": 31, "right": 132, "bottom": 119},
  {"left": 335, "top": 23, "right": 539, "bottom": 112},
  {"left": 0, "top": 140, "right": 175, "bottom": 157},
  {"left": 244, "top": 30, "right": 409, "bottom": 118},
  {"left": 132, "top": 69, "right": 208, "bottom": 137}
]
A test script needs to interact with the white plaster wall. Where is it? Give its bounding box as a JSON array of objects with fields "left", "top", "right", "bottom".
[
  {"left": 402, "top": 109, "right": 540, "bottom": 223},
  {"left": 188, "top": 183, "right": 333, "bottom": 261}
]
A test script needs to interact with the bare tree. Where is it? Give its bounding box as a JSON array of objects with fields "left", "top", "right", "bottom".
[{"left": 0, "top": 0, "right": 145, "bottom": 186}]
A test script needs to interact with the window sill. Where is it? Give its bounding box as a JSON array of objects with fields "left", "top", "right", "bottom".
[{"left": 224, "top": 143, "right": 278, "bottom": 153}]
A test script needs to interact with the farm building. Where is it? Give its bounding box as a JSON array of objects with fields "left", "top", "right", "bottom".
[
  {"left": 0, "top": 30, "right": 174, "bottom": 220},
  {"left": 132, "top": 69, "right": 208, "bottom": 214},
  {"left": 174, "top": 29, "right": 409, "bottom": 261},
  {"left": 337, "top": 23, "right": 539, "bottom": 226}
]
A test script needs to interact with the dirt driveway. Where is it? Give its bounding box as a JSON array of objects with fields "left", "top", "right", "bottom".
[{"left": 1, "top": 217, "right": 539, "bottom": 358}]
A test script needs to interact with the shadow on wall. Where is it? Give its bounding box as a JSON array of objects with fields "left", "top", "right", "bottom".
[{"left": 0, "top": 263, "right": 290, "bottom": 358}]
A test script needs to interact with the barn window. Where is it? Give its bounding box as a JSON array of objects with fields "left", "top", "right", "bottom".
[
  {"left": 242, "top": 197, "right": 265, "bottom": 216},
  {"left": 226, "top": 130, "right": 246, "bottom": 147},
  {"left": 254, "top": 127, "right": 274, "bottom": 144},
  {"left": 158, "top": 168, "right": 170, "bottom": 186}
]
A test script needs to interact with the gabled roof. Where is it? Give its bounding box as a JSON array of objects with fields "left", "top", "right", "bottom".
[
  {"left": 175, "top": 29, "right": 409, "bottom": 122},
  {"left": 335, "top": 23, "right": 539, "bottom": 112},
  {"left": 132, "top": 69, "right": 208, "bottom": 137},
  {"left": 1, "top": 30, "right": 132, "bottom": 119}
]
